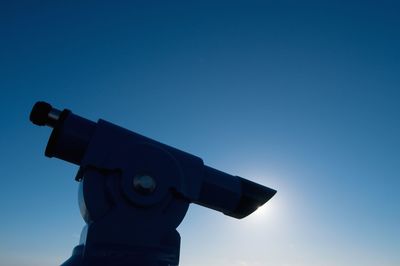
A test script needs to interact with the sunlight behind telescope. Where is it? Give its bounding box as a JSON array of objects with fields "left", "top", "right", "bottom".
[
  {"left": 250, "top": 195, "right": 277, "bottom": 221},
  {"left": 233, "top": 170, "right": 284, "bottom": 227}
]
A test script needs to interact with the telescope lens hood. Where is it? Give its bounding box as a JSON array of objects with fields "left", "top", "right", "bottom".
[{"left": 230, "top": 178, "right": 276, "bottom": 219}]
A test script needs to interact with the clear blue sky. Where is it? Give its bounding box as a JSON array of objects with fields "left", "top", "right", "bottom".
[{"left": 1, "top": 1, "right": 399, "bottom": 265}]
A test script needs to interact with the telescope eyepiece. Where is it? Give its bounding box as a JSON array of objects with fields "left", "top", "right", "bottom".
[{"left": 30, "top": 101, "right": 62, "bottom": 128}]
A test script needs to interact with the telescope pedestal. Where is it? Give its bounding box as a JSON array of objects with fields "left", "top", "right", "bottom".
[{"left": 61, "top": 231, "right": 181, "bottom": 266}]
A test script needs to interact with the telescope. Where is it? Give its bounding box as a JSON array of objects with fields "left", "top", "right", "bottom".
[{"left": 30, "top": 101, "right": 276, "bottom": 266}]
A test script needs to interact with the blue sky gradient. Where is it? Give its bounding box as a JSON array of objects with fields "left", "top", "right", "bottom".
[{"left": 1, "top": 1, "right": 399, "bottom": 265}]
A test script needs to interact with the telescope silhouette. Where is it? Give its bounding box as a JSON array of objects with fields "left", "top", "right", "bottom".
[{"left": 30, "top": 101, "right": 276, "bottom": 266}]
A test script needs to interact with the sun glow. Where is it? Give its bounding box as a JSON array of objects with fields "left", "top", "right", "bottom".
[
  {"left": 238, "top": 172, "right": 288, "bottom": 228},
  {"left": 249, "top": 194, "right": 278, "bottom": 222}
]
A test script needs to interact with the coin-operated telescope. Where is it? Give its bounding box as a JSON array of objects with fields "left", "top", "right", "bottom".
[{"left": 30, "top": 101, "right": 276, "bottom": 266}]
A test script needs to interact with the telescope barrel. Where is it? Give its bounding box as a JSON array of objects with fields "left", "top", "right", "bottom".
[{"left": 30, "top": 101, "right": 276, "bottom": 219}]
